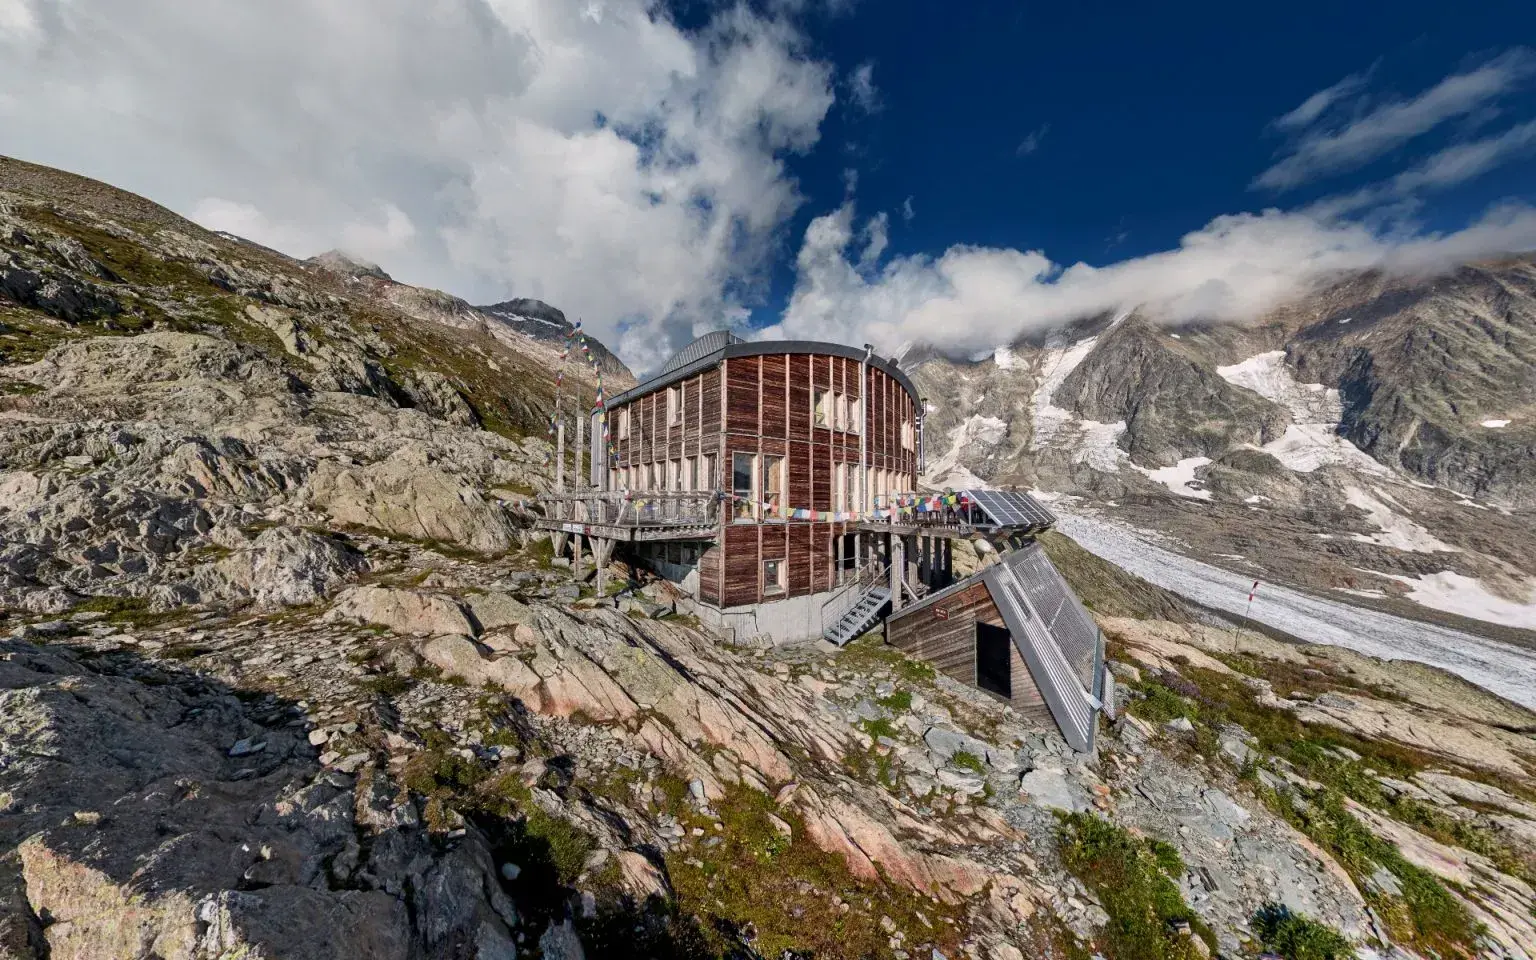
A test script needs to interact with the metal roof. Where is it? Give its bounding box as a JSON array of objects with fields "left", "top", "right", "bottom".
[
  {"left": 888, "top": 541, "right": 1101, "bottom": 753},
  {"left": 659, "top": 330, "right": 745, "bottom": 375},
  {"left": 605, "top": 336, "right": 921, "bottom": 408}
]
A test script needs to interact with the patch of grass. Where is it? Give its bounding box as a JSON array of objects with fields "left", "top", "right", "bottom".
[
  {"left": 877, "top": 688, "right": 913, "bottom": 712},
  {"left": 362, "top": 673, "right": 413, "bottom": 697},
  {"left": 861, "top": 717, "right": 899, "bottom": 741},
  {"left": 69, "top": 594, "right": 183, "bottom": 628},
  {"left": 1271, "top": 789, "right": 1480, "bottom": 956},
  {"left": 159, "top": 644, "right": 209, "bottom": 661},
  {"left": 951, "top": 751, "right": 986, "bottom": 775},
  {"left": 1057, "top": 812, "right": 1214, "bottom": 960},
  {"left": 1250, "top": 903, "right": 1356, "bottom": 960},
  {"left": 665, "top": 784, "right": 966, "bottom": 959},
  {"left": 1129, "top": 682, "right": 1197, "bottom": 725}
]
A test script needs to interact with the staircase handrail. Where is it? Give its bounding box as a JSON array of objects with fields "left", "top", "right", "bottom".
[{"left": 821, "top": 558, "right": 887, "bottom": 628}]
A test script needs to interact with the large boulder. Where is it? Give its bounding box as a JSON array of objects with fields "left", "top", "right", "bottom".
[
  {"left": 302, "top": 455, "right": 513, "bottom": 553},
  {"left": 328, "top": 586, "right": 476, "bottom": 637},
  {"left": 202, "top": 526, "right": 368, "bottom": 609}
]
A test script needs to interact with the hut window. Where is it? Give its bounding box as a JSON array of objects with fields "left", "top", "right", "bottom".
[
  {"left": 764, "top": 455, "right": 784, "bottom": 516},
  {"left": 814, "top": 390, "right": 832, "bottom": 427},
  {"left": 684, "top": 456, "right": 697, "bottom": 491},
  {"left": 666, "top": 386, "right": 681, "bottom": 425},
  {"left": 732, "top": 453, "right": 755, "bottom": 520},
  {"left": 763, "top": 558, "right": 785, "bottom": 595},
  {"left": 901, "top": 420, "right": 914, "bottom": 451},
  {"left": 700, "top": 454, "right": 716, "bottom": 491},
  {"left": 833, "top": 463, "right": 848, "bottom": 513},
  {"left": 617, "top": 408, "right": 630, "bottom": 439}
]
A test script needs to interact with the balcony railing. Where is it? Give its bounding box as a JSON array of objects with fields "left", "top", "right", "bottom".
[{"left": 538, "top": 490, "right": 721, "bottom": 529}]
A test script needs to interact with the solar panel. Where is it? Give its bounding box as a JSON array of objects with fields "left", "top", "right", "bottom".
[{"left": 964, "top": 489, "right": 1057, "bottom": 531}]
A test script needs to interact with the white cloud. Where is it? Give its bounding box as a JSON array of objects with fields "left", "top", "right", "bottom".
[
  {"left": 1256, "top": 49, "right": 1533, "bottom": 190},
  {"left": 766, "top": 201, "right": 1536, "bottom": 357},
  {"left": 1393, "top": 118, "right": 1536, "bottom": 192},
  {"left": 0, "top": 0, "right": 835, "bottom": 374},
  {"left": 901, "top": 195, "right": 915, "bottom": 222},
  {"left": 1016, "top": 123, "right": 1049, "bottom": 156},
  {"left": 1271, "top": 71, "right": 1368, "bottom": 131},
  {"left": 847, "top": 60, "right": 880, "bottom": 113}
]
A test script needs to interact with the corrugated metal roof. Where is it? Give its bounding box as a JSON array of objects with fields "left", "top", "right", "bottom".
[
  {"left": 660, "top": 330, "right": 745, "bottom": 376},
  {"left": 886, "top": 541, "right": 1102, "bottom": 753}
]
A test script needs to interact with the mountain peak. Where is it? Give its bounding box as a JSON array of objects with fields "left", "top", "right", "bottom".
[{"left": 308, "top": 249, "right": 393, "bottom": 282}]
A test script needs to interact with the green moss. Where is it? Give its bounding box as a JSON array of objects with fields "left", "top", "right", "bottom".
[
  {"left": 951, "top": 751, "right": 986, "bottom": 775},
  {"left": 878, "top": 688, "right": 914, "bottom": 712},
  {"left": 362, "top": 673, "right": 413, "bottom": 697},
  {"left": 1130, "top": 683, "right": 1197, "bottom": 725},
  {"left": 1250, "top": 903, "right": 1356, "bottom": 960},
  {"left": 1057, "top": 812, "right": 1214, "bottom": 960},
  {"left": 861, "top": 716, "right": 900, "bottom": 741},
  {"left": 665, "top": 784, "right": 966, "bottom": 959}
]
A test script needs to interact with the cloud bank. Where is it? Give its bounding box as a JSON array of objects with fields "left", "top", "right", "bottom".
[
  {"left": 764, "top": 202, "right": 1536, "bottom": 358},
  {"left": 0, "top": 0, "right": 837, "bottom": 373}
]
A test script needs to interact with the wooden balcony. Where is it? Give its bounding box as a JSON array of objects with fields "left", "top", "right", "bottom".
[{"left": 533, "top": 490, "right": 721, "bottom": 542}]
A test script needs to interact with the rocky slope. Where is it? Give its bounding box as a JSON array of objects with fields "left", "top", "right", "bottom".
[
  {"left": 911, "top": 258, "right": 1536, "bottom": 638},
  {"left": 3, "top": 157, "right": 1535, "bottom": 960}
]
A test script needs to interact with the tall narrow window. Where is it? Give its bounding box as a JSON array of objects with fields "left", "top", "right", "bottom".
[
  {"left": 684, "top": 456, "right": 696, "bottom": 492},
  {"left": 763, "top": 455, "right": 784, "bottom": 517},
  {"left": 814, "top": 390, "right": 832, "bottom": 428},
  {"left": 617, "top": 408, "right": 630, "bottom": 439},
  {"left": 666, "top": 386, "right": 681, "bottom": 426},
  {"left": 833, "top": 463, "right": 847, "bottom": 513},
  {"left": 732, "top": 452, "right": 755, "bottom": 521},
  {"left": 701, "top": 454, "right": 716, "bottom": 491},
  {"left": 763, "top": 558, "right": 785, "bottom": 595}
]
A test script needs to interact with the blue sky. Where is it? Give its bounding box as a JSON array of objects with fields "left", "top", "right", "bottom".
[
  {"left": 5, "top": 0, "right": 1535, "bottom": 370},
  {"left": 743, "top": 0, "right": 1536, "bottom": 328}
]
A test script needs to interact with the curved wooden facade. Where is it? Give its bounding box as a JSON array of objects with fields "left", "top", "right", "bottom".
[{"left": 600, "top": 340, "right": 920, "bottom": 609}]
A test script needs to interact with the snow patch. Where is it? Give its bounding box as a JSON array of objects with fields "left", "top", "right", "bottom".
[
  {"left": 992, "top": 346, "right": 1021, "bottom": 370},
  {"left": 1132, "top": 456, "right": 1212, "bottom": 500},
  {"left": 1482, "top": 419, "right": 1511, "bottom": 428},
  {"left": 1217, "top": 350, "right": 1390, "bottom": 475},
  {"left": 1243, "top": 495, "right": 1265, "bottom": 504},
  {"left": 1052, "top": 511, "right": 1536, "bottom": 709},
  {"left": 924, "top": 415, "right": 1008, "bottom": 489},
  {"left": 1378, "top": 571, "right": 1536, "bottom": 630},
  {"left": 1344, "top": 487, "right": 1457, "bottom": 553},
  {"left": 1337, "top": 317, "right": 1352, "bottom": 324}
]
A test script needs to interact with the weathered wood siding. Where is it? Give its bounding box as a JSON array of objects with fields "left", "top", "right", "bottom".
[
  {"left": 605, "top": 348, "right": 918, "bottom": 609},
  {"left": 885, "top": 582, "right": 1002, "bottom": 686},
  {"left": 888, "top": 583, "right": 1052, "bottom": 718}
]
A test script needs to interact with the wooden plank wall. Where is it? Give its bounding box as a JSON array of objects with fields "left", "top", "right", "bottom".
[
  {"left": 1008, "top": 645, "right": 1052, "bottom": 724},
  {"left": 607, "top": 350, "right": 919, "bottom": 609},
  {"left": 885, "top": 582, "right": 1002, "bottom": 686}
]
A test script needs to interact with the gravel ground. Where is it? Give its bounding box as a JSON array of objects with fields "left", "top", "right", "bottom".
[{"left": 1054, "top": 511, "right": 1536, "bottom": 711}]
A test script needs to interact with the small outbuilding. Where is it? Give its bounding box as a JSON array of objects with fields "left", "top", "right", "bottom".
[{"left": 885, "top": 540, "right": 1106, "bottom": 753}]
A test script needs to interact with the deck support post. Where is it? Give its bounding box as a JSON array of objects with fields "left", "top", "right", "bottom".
[
  {"left": 574, "top": 412, "right": 585, "bottom": 490},
  {"left": 593, "top": 537, "right": 614, "bottom": 598},
  {"left": 555, "top": 419, "right": 565, "bottom": 493},
  {"left": 571, "top": 532, "right": 583, "bottom": 581},
  {"left": 889, "top": 531, "right": 905, "bottom": 612}
]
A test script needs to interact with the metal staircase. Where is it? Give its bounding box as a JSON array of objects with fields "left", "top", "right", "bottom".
[{"left": 824, "top": 584, "right": 892, "bottom": 646}]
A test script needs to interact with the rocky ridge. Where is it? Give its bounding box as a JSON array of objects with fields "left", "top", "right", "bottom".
[
  {"left": 2, "top": 156, "right": 1535, "bottom": 959},
  {"left": 911, "top": 260, "right": 1536, "bottom": 640}
]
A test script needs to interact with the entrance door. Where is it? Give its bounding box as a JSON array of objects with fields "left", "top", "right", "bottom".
[{"left": 975, "top": 622, "right": 1012, "bottom": 698}]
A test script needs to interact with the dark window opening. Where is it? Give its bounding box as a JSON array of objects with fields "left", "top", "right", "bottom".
[{"left": 976, "top": 622, "right": 1011, "bottom": 699}]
